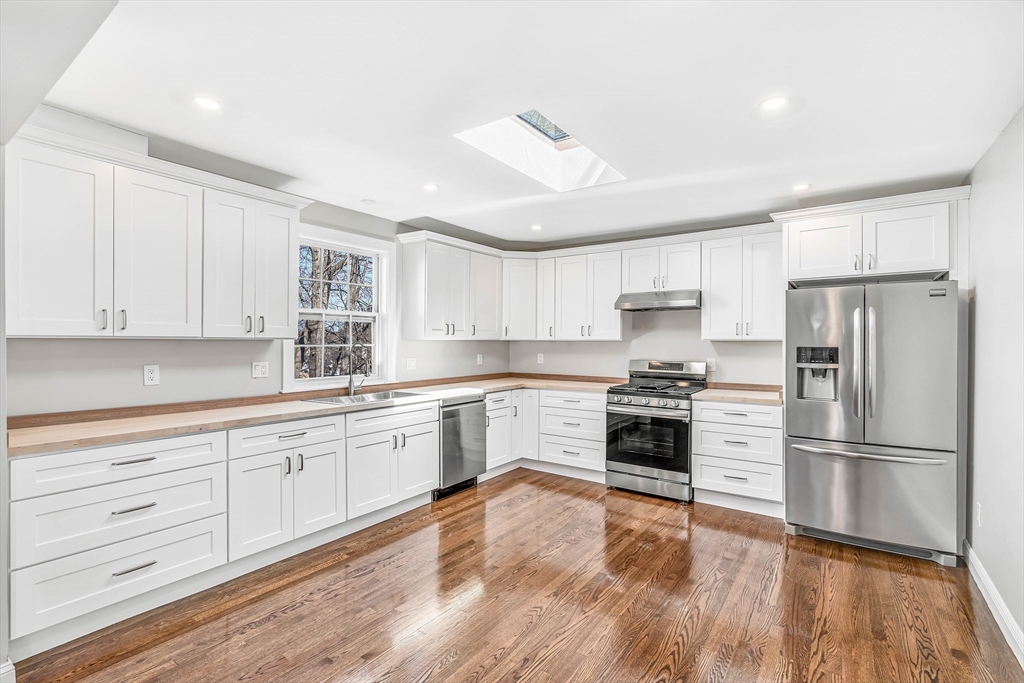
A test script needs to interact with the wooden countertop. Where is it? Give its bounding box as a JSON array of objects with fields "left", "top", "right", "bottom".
[
  {"left": 692, "top": 388, "right": 783, "bottom": 406},
  {"left": 7, "top": 377, "right": 615, "bottom": 457}
]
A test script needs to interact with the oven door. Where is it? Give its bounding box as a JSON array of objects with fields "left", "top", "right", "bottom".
[{"left": 606, "top": 404, "right": 690, "bottom": 482}]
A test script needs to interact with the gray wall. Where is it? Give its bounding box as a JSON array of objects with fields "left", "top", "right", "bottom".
[{"left": 966, "top": 107, "right": 1024, "bottom": 635}]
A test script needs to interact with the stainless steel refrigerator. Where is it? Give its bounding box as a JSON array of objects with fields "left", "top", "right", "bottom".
[{"left": 785, "top": 280, "right": 966, "bottom": 565}]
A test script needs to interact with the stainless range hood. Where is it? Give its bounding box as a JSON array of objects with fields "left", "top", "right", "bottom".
[{"left": 614, "top": 289, "right": 701, "bottom": 311}]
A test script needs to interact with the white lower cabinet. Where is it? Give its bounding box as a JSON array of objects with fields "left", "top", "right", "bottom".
[
  {"left": 397, "top": 421, "right": 441, "bottom": 499},
  {"left": 293, "top": 441, "right": 348, "bottom": 539},
  {"left": 536, "top": 390, "right": 606, "bottom": 472},
  {"left": 486, "top": 406, "right": 513, "bottom": 470},
  {"left": 538, "top": 434, "right": 605, "bottom": 471},
  {"left": 691, "top": 401, "right": 784, "bottom": 504},
  {"left": 521, "top": 389, "right": 540, "bottom": 460},
  {"left": 346, "top": 430, "right": 399, "bottom": 519},
  {"left": 511, "top": 390, "right": 524, "bottom": 459}
]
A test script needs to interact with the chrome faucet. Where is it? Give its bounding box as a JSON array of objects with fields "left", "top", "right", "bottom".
[{"left": 348, "top": 374, "right": 366, "bottom": 396}]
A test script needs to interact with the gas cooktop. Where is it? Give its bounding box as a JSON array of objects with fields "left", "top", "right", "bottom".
[{"left": 606, "top": 360, "right": 708, "bottom": 411}]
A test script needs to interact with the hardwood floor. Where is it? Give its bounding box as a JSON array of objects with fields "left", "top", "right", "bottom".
[{"left": 17, "top": 469, "right": 1023, "bottom": 683}]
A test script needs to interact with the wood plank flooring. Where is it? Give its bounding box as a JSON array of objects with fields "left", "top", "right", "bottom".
[{"left": 17, "top": 469, "right": 1023, "bottom": 683}]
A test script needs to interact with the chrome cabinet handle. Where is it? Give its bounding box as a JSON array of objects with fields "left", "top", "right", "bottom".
[
  {"left": 662, "top": 276, "right": 665, "bottom": 289},
  {"left": 562, "top": 449, "right": 580, "bottom": 456},
  {"left": 791, "top": 444, "right": 948, "bottom": 465},
  {"left": 853, "top": 307, "right": 862, "bottom": 418},
  {"left": 259, "top": 316, "right": 265, "bottom": 333},
  {"left": 491, "top": 397, "right": 506, "bottom": 403},
  {"left": 513, "top": 406, "right": 517, "bottom": 417},
  {"left": 745, "top": 322, "right": 750, "bottom": 335},
  {"left": 111, "top": 501, "right": 157, "bottom": 515},
  {"left": 868, "top": 254, "right": 875, "bottom": 270},
  {"left": 735, "top": 322, "right": 740, "bottom": 336},
  {"left": 723, "top": 474, "right": 748, "bottom": 481},
  {"left": 486, "top": 415, "right": 490, "bottom": 427},
  {"left": 392, "top": 435, "right": 398, "bottom": 449},
  {"left": 653, "top": 276, "right": 657, "bottom": 288},
  {"left": 284, "top": 456, "right": 291, "bottom": 475},
  {"left": 587, "top": 325, "right": 592, "bottom": 336},
  {"left": 101, "top": 308, "right": 108, "bottom": 330},
  {"left": 563, "top": 399, "right": 581, "bottom": 403},
  {"left": 580, "top": 325, "right": 585, "bottom": 336},
  {"left": 868, "top": 306, "right": 877, "bottom": 418},
  {"left": 854, "top": 254, "right": 861, "bottom": 271},
  {"left": 562, "top": 421, "right": 581, "bottom": 426},
  {"left": 246, "top": 315, "right": 253, "bottom": 333},
  {"left": 298, "top": 454, "right": 304, "bottom": 472},
  {"left": 549, "top": 325, "right": 553, "bottom": 337},
  {"left": 723, "top": 412, "right": 748, "bottom": 417},
  {"left": 113, "top": 560, "right": 156, "bottom": 577},
  {"left": 121, "top": 309, "right": 127, "bottom": 330},
  {"left": 111, "top": 456, "right": 156, "bottom": 467},
  {"left": 278, "top": 431, "right": 307, "bottom": 440},
  {"left": 724, "top": 440, "right": 749, "bottom": 446},
  {"left": 401, "top": 432, "right": 407, "bottom": 448},
  {"left": 473, "top": 324, "right": 477, "bottom": 336}
]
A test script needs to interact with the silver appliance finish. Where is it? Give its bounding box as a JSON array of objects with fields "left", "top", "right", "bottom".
[
  {"left": 614, "top": 289, "right": 701, "bottom": 311},
  {"left": 785, "top": 280, "right": 965, "bottom": 561},
  {"left": 439, "top": 393, "right": 486, "bottom": 489}
]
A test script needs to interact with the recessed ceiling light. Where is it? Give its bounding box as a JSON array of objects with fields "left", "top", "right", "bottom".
[
  {"left": 360, "top": 199, "right": 376, "bottom": 205},
  {"left": 793, "top": 183, "right": 812, "bottom": 191},
  {"left": 759, "top": 96, "right": 790, "bottom": 111},
  {"left": 423, "top": 184, "right": 439, "bottom": 191},
  {"left": 192, "top": 96, "right": 221, "bottom": 111},
  {"left": 531, "top": 224, "right": 543, "bottom": 231}
]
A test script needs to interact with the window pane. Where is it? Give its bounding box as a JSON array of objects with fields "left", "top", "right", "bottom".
[
  {"left": 323, "top": 250, "right": 350, "bottom": 283},
  {"left": 299, "top": 245, "right": 318, "bottom": 279},
  {"left": 295, "top": 346, "right": 322, "bottom": 379},
  {"left": 296, "top": 318, "right": 322, "bottom": 345},
  {"left": 324, "top": 318, "right": 350, "bottom": 345},
  {"left": 323, "top": 346, "right": 350, "bottom": 376},
  {"left": 352, "top": 320, "right": 373, "bottom": 345},
  {"left": 299, "top": 279, "right": 321, "bottom": 309},
  {"left": 350, "top": 255, "right": 374, "bottom": 285},
  {"left": 324, "top": 282, "right": 348, "bottom": 310},
  {"left": 352, "top": 345, "right": 373, "bottom": 376},
  {"left": 350, "top": 285, "right": 373, "bottom": 312}
]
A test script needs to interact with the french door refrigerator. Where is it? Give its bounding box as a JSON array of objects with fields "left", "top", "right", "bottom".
[{"left": 785, "top": 280, "right": 965, "bottom": 565}]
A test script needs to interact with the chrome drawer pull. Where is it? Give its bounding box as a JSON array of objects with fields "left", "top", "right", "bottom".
[
  {"left": 111, "top": 502, "right": 157, "bottom": 516},
  {"left": 562, "top": 450, "right": 580, "bottom": 456},
  {"left": 723, "top": 474, "right": 748, "bottom": 482},
  {"left": 724, "top": 440, "right": 749, "bottom": 446},
  {"left": 563, "top": 399, "right": 581, "bottom": 403},
  {"left": 111, "top": 456, "right": 156, "bottom": 467},
  {"left": 278, "top": 431, "right": 308, "bottom": 440},
  {"left": 562, "top": 421, "right": 581, "bottom": 426},
  {"left": 490, "top": 398, "right": 506, "bottom": 403},
  {"left": 113, "top": 560, "right": 157, "bottom": 577},
  {"left": 723, "top": 412, "right": 748, "bottom": 417}
]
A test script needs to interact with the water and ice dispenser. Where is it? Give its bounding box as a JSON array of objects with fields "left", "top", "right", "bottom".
[{"left": 795, "top": 347, "right": 839, "bottom": 401}]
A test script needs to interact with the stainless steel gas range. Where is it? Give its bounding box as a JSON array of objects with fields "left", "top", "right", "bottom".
[{"left": 605, "top": 360, "right": 707, "bottom": 502}]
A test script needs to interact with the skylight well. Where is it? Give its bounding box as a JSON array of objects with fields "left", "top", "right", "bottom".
[{"left": 455, "top": 110, "right": 624, "bottom": 193}]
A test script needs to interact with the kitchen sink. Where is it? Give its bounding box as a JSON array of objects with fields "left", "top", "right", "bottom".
[{"left": 305, "top": 391, "right": 421, "bottom": 407}]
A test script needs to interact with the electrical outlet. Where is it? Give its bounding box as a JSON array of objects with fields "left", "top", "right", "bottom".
[
  {"left": 477, "top": 353, "right": 483, "bottom": 365},
  {"left": 537, "top": 353, "right": 544, "bottom": 364},
  {"left": 143, "top": 365, "right": 160, "bottom": 386},
  {"left": 706, "top": 358, "right": 717, "bottom": 372},
  {"left": 976, "top": 502, "right": 982, "bottom": 527},
  {"left": 251, "top": 361, "right": 269, "bottom": 379},
  {"left": 406, "top": 357, "right": 416, "bottom": 370}
]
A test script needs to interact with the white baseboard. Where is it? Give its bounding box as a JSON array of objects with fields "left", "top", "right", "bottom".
[
  {"left": 479, "top": 459, "right": 606, "bottom": 486},
  {"left": 477, "top": 459, "right": 524, "bottom": 482},
  {"left": 693, "top": 488, "right": 785, "bottom": 519},
  {"left": 964, "top": 541, "right": 1024, "bottom": 668},
  {"left": 0, "top": 658, "right": 16, "bottom": 683}
]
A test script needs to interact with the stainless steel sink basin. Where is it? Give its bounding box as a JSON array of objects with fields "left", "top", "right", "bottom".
[{"left": 304, "top": 391, "right": 421, "bottom": 407}]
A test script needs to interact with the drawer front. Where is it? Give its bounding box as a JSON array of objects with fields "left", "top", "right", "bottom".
[
  {"left": 540, "top": 390, "right": 607, "bottom": 411},
  {"left": 538, "top": 434, "right": 605, "bottom": 472},
  {"left": 539, "top": 406, "right": 606, "bottom": 442},
  {"left": 691, "top": 401, "right": 783, "bottom": 428},
  {"left": 345, "top": 401, "right": 439, "bottom": 438},
  {"left": 11, "top": 463, "right": 227, "bottom": 570},
  {"left": 229, "top": 415, "right": 345, "bottom": 459},
  {"left": 11, "top": 432, "right": 227, "bottom": 501},
  {"left": 692, "top": 422, "right": 783, "bottom": 465},
  {"left": 692, "top": 455, "right": 783, "bottom": 502},
  {"left": 11, "top": 515, "right": 226, "bottom": 639},
  {"left": 485, "top": 391, "right": 512, "bottom": 410}
]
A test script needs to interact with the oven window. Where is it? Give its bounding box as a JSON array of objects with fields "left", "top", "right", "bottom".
[{"left": 606, "top": 412, "right": 690, "bottom": 473}]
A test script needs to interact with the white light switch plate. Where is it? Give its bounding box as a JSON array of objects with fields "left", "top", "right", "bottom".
[
  {"left": 144, "top": 365, "right": 160, "bottom": 386},
  {"left": 406, "top": 358, "right": 416, "bottom": 370},
  {"left": 251, "top": 361, "right": 270, "bottom": 379},
  {"left": 706, "top": 358, "right": 716, "bottom": 372},
  {"left": 477, "top": 353, "right": 483, "bottom": 365},
  {"left": 537, "top": 353, "right": 544, "bottom": 364}
]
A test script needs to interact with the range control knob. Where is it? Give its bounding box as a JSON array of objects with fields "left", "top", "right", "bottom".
[
  {"left": 625, "top": 396, "right": 633, "bottom": 403},
  {"left": 658, "top": 399, "right": 668, "bottom": 407},
  {"left": 613, "top": 395, "right": 622, "bottom": 402},
  {"left": 670, "top": 400, "right": 680, "bottom": 408},
  {"left": 641, "top": 398, "right": 650, "bottom": 405}
]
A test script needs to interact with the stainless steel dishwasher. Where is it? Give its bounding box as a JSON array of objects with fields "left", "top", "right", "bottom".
[{"left": 433, "top": 390, "right": 486, "bottom": 500}]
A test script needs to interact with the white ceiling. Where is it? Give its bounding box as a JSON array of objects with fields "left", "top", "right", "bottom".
[{"left": 43, "top": 1, "right": 1024, "bottom": 243}]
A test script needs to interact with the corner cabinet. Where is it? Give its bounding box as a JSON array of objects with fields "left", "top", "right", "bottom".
[{"left": 701, "top": 232, "right": 783, "bottom": 341}]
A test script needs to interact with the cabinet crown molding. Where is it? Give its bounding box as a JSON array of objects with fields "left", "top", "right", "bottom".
[{"left": 770, "top": 186, "right": 971, "bottom": 224}]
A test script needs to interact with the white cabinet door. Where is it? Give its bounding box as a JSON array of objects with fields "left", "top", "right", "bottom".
[
  {"left": 202, "top": 190, "right": 256, "bottom": 338},
  {"left": 347, "top": 430, "right": 399, "bottom": 519},
  {"left": 448, "top": 246, "right": 471, "bottom": 338},
  {"left": 786, "top": 214, "right": 863, "bottom": 281},
  {"left": 510, "top": 390, "right": 524, "bottom": 459},
  {"left": 554, "top": 255, "right": 587, "bottom": 340},
  {"left": 486, "top": 408, "right": 513, "bottom": 469},
  {"left": 587, "top": 251, "right": 622, "bottom": 340},
  {"left": 660, "top": 242, "right": 701, "bottom": 291},
  {"left": 255, "top": 202, "right": 299, "bottom": 338},
  {"left": 536, "top": 258, "right": 556, "bottom": 340},
  {"left": 293, "top": 440, "right": 346, "bottom": 539},
  {"left": 503, "top": 258, "right": 537, "bottom": 340},
  {"left": 863, "top": 203, "right": 949, "bottom": 275},
  {"left": 5, "top": 140, "right": 114, "bottom": 336},
  {"left": 228, "top": 451, "right": 294, "bottom": 561},
  {"left": 423, "top": 241, "right": 449, "bottom": 339},
  {"left": 397, "top": 421, "right": 439, "bottom": 500},
  {"left": 701, "top": 237, "right": 744, "bottom": 340},
  {"left": 742, "top": 233, "right": 784, "bottom": 340},
  {"left": 113, "top": 167, "right": 203, "bottom": 337},
  {"left": 621, "top": 246, "right": 660, "bottom": 293},
  {"left": 521, "top": 389, "right": 540, "bottom": 460},
  {"left": 470, "top": 251, "right": 502, "bottom": 339}
]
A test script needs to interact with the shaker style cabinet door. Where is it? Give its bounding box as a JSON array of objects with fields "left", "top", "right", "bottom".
[
  {"left": 786, "top": 214, "right": 863, "bottom": 281},
  {"left": 485, "top": 408, "right": 513, "bottom": 469},
  {"left": 397, "top": 421, "right": 440, "bottom": 500},
  {"left": 448, "top": 246, "right": 471, "bottom": 338},
  {"left": 255, "top": 202, "right": 300, "bottom": 338},
  {"left": 701, "top": 237, "right": 744, "bottom": 340},
  {"left": 536, "top": 258, "right": 556, "bottom": 340},
  {"left": 423, "top": 241, "right": 450, "bottom": 338},
  {"left": 503, "top": 258, "right": 537, "bottom": 339},
  {"left": 346, "top": 430, "right": 400, "bottom": 519},
  {"left": 4, "top": 140, "right": 115, "bottom": 336},
  {"left": 293, "top": 440, "right": 347, "bottom": 539},
  {"left": 742, "top": 233, "right": 784, "bottom": 340},
  {"left": 228, "top": 451, "right": 294, "bottom": 561},
  {"left": 202, "top": 189, "right": 256, "bottom": 338},
  {"left": 621, "top": 246, "right": 660, "bottom": 293},
  {"left": 113, "top": 167, "right": 203, "bottom": 337},
  {"left": 554, "top": 255, "right": 587, "bottom": 339},
  {"left": 470, "top": 251, "right": 502, "bottom": 339},
  {"left": 587, "top": 251, "right": 622, "bottom": 340},
  {"left": 862, "top": 203, "right": 949, "bottom": 276},
  {"left": 521, "top": 389, "right": 540, "bottom": 460},
  {"left": 660, "top": 242, "right": 701, "bottom": 291}
]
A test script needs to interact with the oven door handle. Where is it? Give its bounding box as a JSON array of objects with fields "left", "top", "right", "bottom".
[{"left": 606, "top": 404, "right": 690, "bottom": 421}]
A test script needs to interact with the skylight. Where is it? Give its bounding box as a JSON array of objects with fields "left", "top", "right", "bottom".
[{"left": 455, "top": 110, "right": 624, "bottom": 193}]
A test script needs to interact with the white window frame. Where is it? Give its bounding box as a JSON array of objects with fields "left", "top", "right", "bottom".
[{"left": 282, "top": 223, "right": 396, "bottom": 393}]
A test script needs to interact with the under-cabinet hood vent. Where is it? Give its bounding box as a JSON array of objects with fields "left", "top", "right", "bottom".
[{"left": 614, "top": 289, "right": 701, "bottom": 312}]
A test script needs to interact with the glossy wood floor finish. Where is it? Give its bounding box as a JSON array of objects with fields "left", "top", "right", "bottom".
[{"left": 18, "top": 469, "right": 1023, "bottom": 683}]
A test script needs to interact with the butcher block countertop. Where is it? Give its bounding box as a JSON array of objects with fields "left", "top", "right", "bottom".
[
  {"left": 6, "top": 376, "right": 618, "bottom": 457},
  {"left": 692, "top": 387, "right": 783, "bottom": 406}
]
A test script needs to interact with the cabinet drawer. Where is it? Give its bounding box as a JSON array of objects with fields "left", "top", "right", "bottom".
[
  {"left": 229, "top": 415, "right": 345, "bottom": 459},
  {"left": 540, "top": 390, "right": 607, "bottom": 411},
  {"left": 11, "top": 515, "right": 226, "bottom": 639},
  {"left": 691, "top": 401, "right": 783, "bottom": 428},
  {"left": 11, "top": 463, "right": 226, "bottom": 570},
  {"left": 692, "top": 455, "right": 783, "bottom": 502},
  {"left": 692, "top": 422, "right": 782, "bottom": 465},
  {"left": 11, "top": 432, "right": 227, "bottom": 501},
  {"left": 345, "top": 401, "right": 439, "bottom": 438},
  {"left": 539, "top": 406, "right": 606, "bottom": 442},
  {"left": 538, "top": 434, "right": 605, "bottom": 472},
  {"left": 485, "top": 391, "right": 512, "bottom": 410}
]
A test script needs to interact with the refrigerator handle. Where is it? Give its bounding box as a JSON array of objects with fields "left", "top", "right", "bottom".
[
  {"left": 868, "top": 306, "right": 877, "bottom": 418},
  {"left": 853, "top": 307, "right": 862, "bottom": 418}
]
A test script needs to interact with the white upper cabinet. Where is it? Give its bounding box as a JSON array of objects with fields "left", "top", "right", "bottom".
[
  {"left": 203, "top": 190, "right": 256, "bottom": 338},
  {"left": 702, "top": 233, "right": 782, "bottom": 341},
  {"left": 621, "top": 243, "right": 700, "bottom": 293},
  {"left": 422, "top": 240, "right": 450, "bottom": 339},
  {"left": 621, "top": 246, "right": 660, "bottom": 293},
  {"left": 862, "top": 202, "right": 949, "bottom": 275},
  {"left": 701, "top": 237, "right": 744, "bottom": 340},
  {"left": 742, "top": 233, "right": 784, "bottom": 340},
  {"left": 470, "top": 251, "right": 502, "bottom": 339},
  {"left": 536, "top": 258, "right": 555, "bottom": 340},
  {"left": 113, "top": 167, "right": 203, "bottom": 338},
  {"left": 503, "top": 258, "right": 537, "bottom": 340},
  {"left": 254, "top": 202, "right": 299, "bottom": 338},
  {"left": 587, "top": 251, "right": 623, "bottom": 340},
  {"left": 5, "top": 141, "right": 114, "bottom": 336},
  {"left": 786, "top": 214, "right": 863, "bottom": 281},
  {"left": 448, "top": 246, "right": 471, "bottom": 338},
  {"left": 554, "top": 255, "right": 588, "bottom": 340}
]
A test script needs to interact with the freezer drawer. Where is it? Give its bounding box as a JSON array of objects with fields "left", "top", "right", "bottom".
[{"left": 785, "top": 437, "right": 959, "bottom": 554}]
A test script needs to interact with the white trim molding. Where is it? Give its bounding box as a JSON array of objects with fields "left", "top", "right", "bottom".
[
  {"left": 0, "top": 659, "right": 15, "bottom": 683},
  {"left": 965, "top": 541, "right": 1024, "bottom": 668},
  {"left": 769, "top": 185, "right": 971, "bottom": 223}
]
